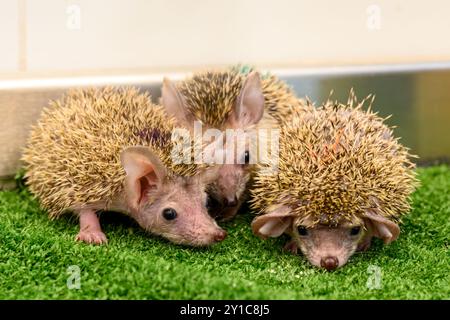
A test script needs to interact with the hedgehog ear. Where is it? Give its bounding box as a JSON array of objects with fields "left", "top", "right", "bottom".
[
  {"left": 229, "top": 71, "right": 265, "bottom": 128},
  {"left": 161, "top": 78, "right": 196, "bottom": 130},
  {"left": 251, "top": 206, "right": 293, "bottom": 238},
  {"left": 364, "top": 209, "right": 400, "bottom": 244},
  {"left": 120, "top": 146, "right": 167, "bottom": 210}
]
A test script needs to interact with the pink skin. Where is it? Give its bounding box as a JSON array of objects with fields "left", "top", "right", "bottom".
[
  {"left": 208, "top": 164, "right": 250, "bottom": 221},
  {"left": 74, "top": 146, "right": 227, "bottom": 246},
  {"left": 287, "top": 224, "right": 366, "bottom": 270},
  {"left": 217, "top": 165, "right": 245, "bottom": 206},
  {"left": 75, "top": 209, "right": 107, "bottom": 244},
  {"left": 252, "top": 206, "right": 400, "bottom": 270},
  {"left": 283, "top": 239, "right": 298, "bottom": 254},
  {"left": 161, "top": 72, "right": 265, "bottom": 221},
  {"left": 130, "top": 175, "right": 227, "bottom": 246}
]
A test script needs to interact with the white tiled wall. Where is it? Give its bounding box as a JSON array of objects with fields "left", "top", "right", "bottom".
[
  {"left": 0, "top": 1, "right": 19, "bottom": 72},
  {"left": 1, "top": 0, "right": 450, "bottom": 76},
  {"left": 26, "top": 0, "right": 242, "bottom": 71}
]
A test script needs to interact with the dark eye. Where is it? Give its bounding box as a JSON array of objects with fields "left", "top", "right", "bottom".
[
  {"left": 162, "top": 208, "right": 177, "bottom": 221},
  {"left": 206, "top": 195, "right": 215, "bottom": 211},
  {"left": 244, "top": 150, "right": 250, "bottom": 164},
  {"left": 350, "top": 226, "right": 361, "bottom": 236},
  {"left": 297, "top": 226, "right": 308, "bottom": 236}
]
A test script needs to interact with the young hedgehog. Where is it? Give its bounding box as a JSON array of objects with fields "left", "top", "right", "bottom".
[
  {"left": 22, "top": 87, "right": 227, "bottom": 246},
  {"left": 250, "top": 92, "right": 419, "bottom": 270},
  {"left": 161, "top": 68, "right": 304, "bottom": 221},
  {"left": 230, "top": 65, "right": 312, "bottom": 124}
]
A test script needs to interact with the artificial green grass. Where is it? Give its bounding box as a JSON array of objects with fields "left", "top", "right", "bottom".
[{"left": 0, "top": 166, "right": 449, "bottom": 299}]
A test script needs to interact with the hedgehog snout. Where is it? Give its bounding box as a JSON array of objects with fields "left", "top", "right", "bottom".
[
  {"left": 190, "top": 225, "right": 227, "bottom": 246},
  {"left": 216, "top": 165, "right": 248, "bottom": 207},
  {"left": 320, "top": 256, "right": 339, "bottom": 271},
  {"left": 213, "top": 229, "right": 228, "bottom": 242},
  {"left": 224, "top": 196, "right": 238, "bottom": 207},
  {"left": 161, "top": 217, "right": 227, "bottom": 246},
  {"left": 294, "top": 225, "right": 360, "bottom": 270}
]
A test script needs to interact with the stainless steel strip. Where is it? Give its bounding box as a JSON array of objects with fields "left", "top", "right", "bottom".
[{"left": 1, "top": 63, "right": 449, "bottom": 188}]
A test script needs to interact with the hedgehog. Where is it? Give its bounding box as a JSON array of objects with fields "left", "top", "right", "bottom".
[
  {"left": 250, "top": 91, "right": 419, "bottom": 270},
  {"left": 22, "top": 87, "right": 227, "bottom": 246},
  {"left": 160, "top": 68, "right": 309, "bottom": 221},
  {"left": 229, "top": 65, "right": 312, "bottom": 123}
]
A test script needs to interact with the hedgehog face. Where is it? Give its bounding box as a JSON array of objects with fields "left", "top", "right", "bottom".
[
  {"left": 206, "top": 144, "right": 252, "bottom": 220},
  {"left": 137, "top": 176, "right": 227, "bottom": 246},
  {"left": 251, "top": 204, "right": 401, "bottom": 270},
  {"left": 216, "top": 163, "right": 249, "bottom": 204},
  {"left": 162, "top": 71, "right": 265, "bottom": 221},
  {"left": 121, "top": 146, "right": 226, "bottom": 247},
  {"left": 292, "top": 222, "right": 365, "bottom": 271},
  {"left": 204, "top": 122, "right": 259, "bottom": 221}
]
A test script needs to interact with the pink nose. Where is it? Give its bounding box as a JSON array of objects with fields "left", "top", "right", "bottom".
[
  {"left": 213, "top": 230, "right": 227, "bottom": 242},
  {"left": 224, "top": 196, "right": 238, "bottom": 207},
  {"left": 320, "top": 256, "right": 339, "bottom": 271}
]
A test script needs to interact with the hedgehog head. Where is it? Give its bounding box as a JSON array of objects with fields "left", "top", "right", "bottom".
[
  {"left": 250, "top": 91, "right": 419, "bottom": 269},
  {"left": 120, "top": 145, "right": 226, "bottom": 246},
  {"left": 161, "top": 70, "right": 267, "bottom": 219}
]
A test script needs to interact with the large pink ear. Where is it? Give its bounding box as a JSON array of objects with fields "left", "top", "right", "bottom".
[
  {"left": 251, "top": 206, "right": 293, "bottom": 238},
  {"left": 228, "top": 71, "right": 265, "bottom": 129},
  {"left": 120, "top": 146, "right": 167, "bottom": 210},
  {"left": 161, "top": 77, "right": 196, "bottom": 130},
  {"left": 364, "top": 209, "right": 400, "bottom": 244}
]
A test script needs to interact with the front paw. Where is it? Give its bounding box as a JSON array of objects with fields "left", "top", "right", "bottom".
[
  {"left": 217, "top": 206, "right": 240, "bottom": 222},
  {"left": 283, "top": 240, "right": 298, "bottom": 254},
  {"left": 75, "top": 230, "right": 108, "bottom": 245},
  {"left": 357, "top": 238, "right": 372, "bottom": 252}
]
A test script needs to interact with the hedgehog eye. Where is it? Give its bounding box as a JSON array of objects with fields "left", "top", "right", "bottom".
[
  {"left": 205, "top": 195, "right": 214, "bottom": 211},
  {"left": 350, "top": 226, "right": 361, "bottom": 236},
  {"left": 162, "top": 208, "right": 177, "bottom": 221},
  {"left": 297, "top": 225, "right": 308, "bottom": 236},
  {"left": 243, "top": 150, "right": 250, "bottom": 165}
]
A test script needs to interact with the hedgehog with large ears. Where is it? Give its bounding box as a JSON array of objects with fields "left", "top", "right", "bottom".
[
  {"left": 250, "top": 92, "right": 419, "bottom": 270},
  {"left": 161, "top": 69, "right": 303, "bottom": 221},
  {"left": 22, "top": 87, "right": 227, "bottom": 246}
]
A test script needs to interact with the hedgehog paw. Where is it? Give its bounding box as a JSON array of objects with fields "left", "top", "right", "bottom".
[
  {"left": 75, "top": 230, "right": 108, "bottom": 245},
  {"left": 283, "top": 240, "right": 298, "bottom": 254},
  {"left": 357, "top": 237, "right": 372, "bottom": 252},
  {"left": 218, "top": 206, "right": 240, "bottom": 222}
]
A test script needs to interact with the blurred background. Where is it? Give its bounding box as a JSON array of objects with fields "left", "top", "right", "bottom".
[{"left": 1, "top": 0, "right": 450, "bottom": 187}]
